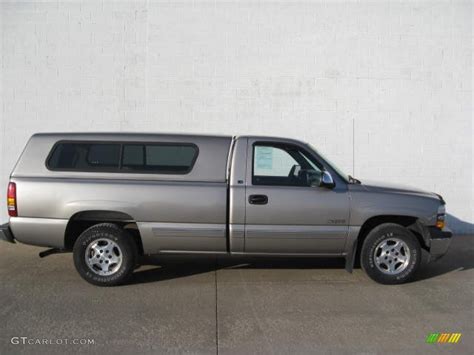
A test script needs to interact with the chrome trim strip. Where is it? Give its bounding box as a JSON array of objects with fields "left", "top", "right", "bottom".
[
  {"left": 245, "top": 224, "right": 347, "bottom": 240},
  {"left": 231, "top": 252, "right": 344, "bottom": 257},
  {"left": 151, "top": 223, "right": 226, "bottom": 238},
  {"left": 157, "top": 250, "right": 229, "bottom": 255}
]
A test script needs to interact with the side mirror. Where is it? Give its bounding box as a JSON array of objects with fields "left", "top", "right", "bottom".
[{"left": 320, "top": 171, "right": 335, "bottom": 189}]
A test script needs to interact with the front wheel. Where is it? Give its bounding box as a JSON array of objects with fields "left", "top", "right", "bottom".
[
  {"left": 73, "top": 223, "right": 137, "bottom": 286},
  {"left": 361, "top": 223, "right": 421, "bottom": 285}
]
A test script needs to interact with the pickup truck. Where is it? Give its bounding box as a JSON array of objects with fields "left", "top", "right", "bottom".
[{"left": 0, "top": 133, "right": 452, "bottom": 286}]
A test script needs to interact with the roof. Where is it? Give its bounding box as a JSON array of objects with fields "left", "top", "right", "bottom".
[{"left": 32, "top": 132, "right": 233, "bottom": 140}]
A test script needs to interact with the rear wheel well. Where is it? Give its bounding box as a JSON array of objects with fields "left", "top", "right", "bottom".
[
  {"left": 355, "top": 215, "right": 422, "bottom": 265},
  {"left": 64, "top": 211, "right": 144, "bottom": 255}
]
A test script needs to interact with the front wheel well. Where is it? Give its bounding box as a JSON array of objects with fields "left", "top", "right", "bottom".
[
  {"left": 64, "top": 211, "right": 144, "bottom": 255},
  {"left": 354, "top": 215, "right": 423, "bottom": 265}
]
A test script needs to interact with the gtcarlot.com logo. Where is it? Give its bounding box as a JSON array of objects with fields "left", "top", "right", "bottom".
[
  {"left": 426, "top": 333, "right": 462, "bottom": 344},
  {"left": 11, "top": 337, "right": 95, "bottom": 346}
]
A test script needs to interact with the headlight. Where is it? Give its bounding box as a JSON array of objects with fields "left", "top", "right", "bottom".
[{"left": 436, "top": 204, "right": 446, "bottom": 229}]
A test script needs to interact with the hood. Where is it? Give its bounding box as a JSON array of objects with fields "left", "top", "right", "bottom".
[{"left": 351, "top": 179, "right": 441, "bottom": 201}]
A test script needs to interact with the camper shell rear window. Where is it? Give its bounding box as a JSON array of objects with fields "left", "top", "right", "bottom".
[{"left": 46, "top": 141, "right": 199, "bottom": 174}]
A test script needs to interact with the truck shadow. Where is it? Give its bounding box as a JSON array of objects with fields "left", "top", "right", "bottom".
[
  {"left": 414, "top": 233, "right": 474, "bottom": 282},
  {"left": 446, "top": 214, "right": 474, "bottom": 234},
  {"left": 131, "top": 256, "right": 345, "bottom": 285},
  {"left": 412, "top": 215, "right": 473, "bottom": 282},
  {"left": 131, "top": 234, "right": 473, "bottom": 285}
]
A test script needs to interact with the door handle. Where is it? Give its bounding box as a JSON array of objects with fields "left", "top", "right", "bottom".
[{"left": 248, "top": 194, "right": 268, "bottom": 205}]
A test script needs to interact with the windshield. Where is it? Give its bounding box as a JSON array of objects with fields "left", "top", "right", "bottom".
[{"left": 306, "top": 144, "right": 350, "bottom": 183}]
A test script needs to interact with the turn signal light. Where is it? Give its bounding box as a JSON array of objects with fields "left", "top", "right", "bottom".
[
  {"left": 7, "top": 182, "right": 17, "bottom": 217},
  {"left": 436, "top": 210, "right": 445, "bottom": 230}
]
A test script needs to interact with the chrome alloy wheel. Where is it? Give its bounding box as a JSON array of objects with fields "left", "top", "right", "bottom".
[
  {"left": 374, "top": 238, "right": 410, "bottom": 275},
  {"left": 85, "top": 238, "right": 123, "bottom": 276}
]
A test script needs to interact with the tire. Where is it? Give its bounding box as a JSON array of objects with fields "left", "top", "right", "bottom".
[
  {"left": 73, "top": 223, "right": 138, "bottom": 286},
  {"left": 361, "top": 223, "right": 421, "bottom": 285}
]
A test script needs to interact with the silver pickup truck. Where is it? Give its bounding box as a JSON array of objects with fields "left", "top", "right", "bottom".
[{"left": 0, "top": 133, "right": 452, "bottom": 286}]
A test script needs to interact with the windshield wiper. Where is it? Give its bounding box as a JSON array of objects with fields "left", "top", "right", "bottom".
[{"left": 348, "top": 175, "right": 361, "bottom": 184}]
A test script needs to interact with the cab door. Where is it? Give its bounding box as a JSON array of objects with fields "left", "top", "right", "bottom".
[{"left": 244, "top": 139, "right": 350, "bottom": 254}]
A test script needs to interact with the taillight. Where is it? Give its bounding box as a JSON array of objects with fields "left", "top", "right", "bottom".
[{"left": 7, "top": 182, "right": 17, "bottom": 217}]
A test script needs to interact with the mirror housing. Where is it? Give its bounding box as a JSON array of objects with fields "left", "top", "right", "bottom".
[{"left": 320, "top": 171, "right": 335, "bottom": 189}]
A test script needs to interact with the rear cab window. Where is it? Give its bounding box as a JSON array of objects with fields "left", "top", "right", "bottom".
[{"left": 47, "top": 141, "right": 198, "bottom": 174}]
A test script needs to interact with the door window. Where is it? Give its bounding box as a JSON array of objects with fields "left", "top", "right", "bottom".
[{"left": 252, "top": 143, "right": 323, "bottom": 186}]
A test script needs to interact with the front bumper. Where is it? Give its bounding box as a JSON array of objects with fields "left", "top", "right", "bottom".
[
  {"left": 427, "top": 226, "right": 452, "bottom": 261},
  {"left": 0, "top": 223, "right": 15, "bottom": 243}
]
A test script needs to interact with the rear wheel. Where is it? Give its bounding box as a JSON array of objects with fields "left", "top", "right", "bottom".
[
  {"left": 73, "top": 223, "right": 137, "bottom": 286},
  {"left": 361, "top": 223, "right": 421, "bottom": 284}
]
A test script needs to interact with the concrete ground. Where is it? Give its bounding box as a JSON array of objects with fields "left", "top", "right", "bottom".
[{"left": 0, "top": 235, "right": 472, "bottom": 355}]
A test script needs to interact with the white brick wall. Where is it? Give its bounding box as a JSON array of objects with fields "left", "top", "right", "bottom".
[{"left": 1, "top": 0, "right": 472, "bottom": 233}]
